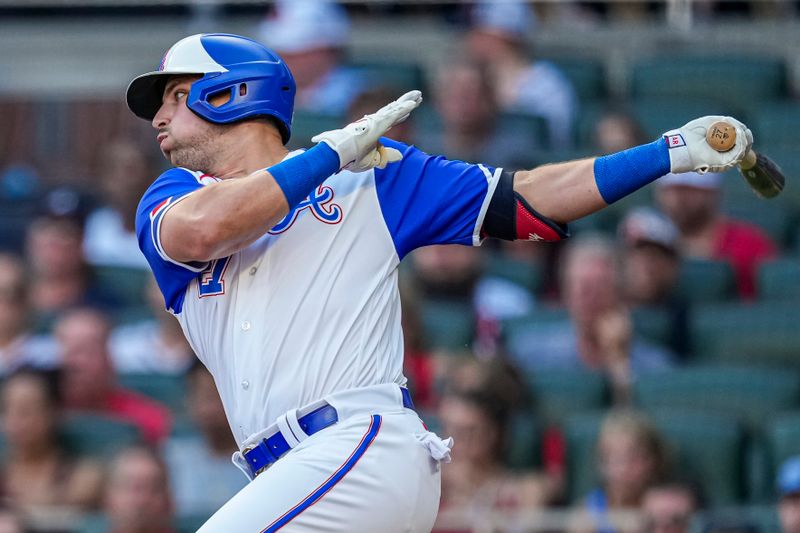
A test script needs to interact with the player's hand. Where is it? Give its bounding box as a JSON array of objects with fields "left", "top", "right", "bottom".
[
  {"left": 663, "top": 115, "right": 753, "bottom": 174},
  {"left": 312, "top": 90, "right": 423, "bottom": 173}
]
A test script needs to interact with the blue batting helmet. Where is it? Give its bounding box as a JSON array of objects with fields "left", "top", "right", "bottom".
[{"left": 126, "top": 33, "right": 296, "bottom": 144}]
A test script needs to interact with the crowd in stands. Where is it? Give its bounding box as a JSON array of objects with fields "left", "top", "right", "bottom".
[{"left": 0, "top": 0, "right": 798, "bottom": 532}]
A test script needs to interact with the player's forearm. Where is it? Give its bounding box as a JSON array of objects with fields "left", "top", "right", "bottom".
[
  {"left": 161, "top": 170, "right": 291, "bottom": 262},
  {"left": 513, "top": 157, "right": 605, "bottom": 224},
  {"left": 514, "top": 138, "right": 672, "bottom": 224}
]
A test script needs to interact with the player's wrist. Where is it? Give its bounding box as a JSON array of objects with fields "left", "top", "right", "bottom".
[
  {"left": 593, "top": 138, "right": 671, "bottom": 204},
  {"left": 266, "top": 143, "right": 340, "bottom": 208}
]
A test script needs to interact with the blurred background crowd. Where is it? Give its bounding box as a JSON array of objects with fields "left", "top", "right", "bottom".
[{"left": 0, "top": 0, "right": 799, "bottom": 532}]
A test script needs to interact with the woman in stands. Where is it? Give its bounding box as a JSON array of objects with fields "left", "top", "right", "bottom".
[{"left": 0, "top": 367, "right": 104, "bottom": 516}]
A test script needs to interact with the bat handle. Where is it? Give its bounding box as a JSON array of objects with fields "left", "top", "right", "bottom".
[{"left": 740, "top": 150, "right": 757, "bottom": 170}]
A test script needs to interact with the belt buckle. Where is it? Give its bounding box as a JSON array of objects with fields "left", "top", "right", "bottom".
[{"left": 243, "top": 439, "right": 274, "bottom": 478}]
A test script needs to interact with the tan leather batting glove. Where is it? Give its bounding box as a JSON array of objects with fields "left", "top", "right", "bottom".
[
  {"left": 312, "top": 90, "right": 423, "bottom": 173},
  {"left": 663, "top": 115, "right": 753, "bottom": 174}
]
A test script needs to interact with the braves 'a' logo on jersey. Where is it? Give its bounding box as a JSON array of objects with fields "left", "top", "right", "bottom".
[{"left": 269, "top": 185, "right": 343, "bottom": 234}]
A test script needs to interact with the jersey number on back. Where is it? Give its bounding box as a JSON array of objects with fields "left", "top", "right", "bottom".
[{"left": 198, "top": 257, "right": 230, "bottom": 298}]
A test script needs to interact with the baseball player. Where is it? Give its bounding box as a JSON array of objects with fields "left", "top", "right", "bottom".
[{"left": 127, "top": 33, "right": 752, "bottom": 532}]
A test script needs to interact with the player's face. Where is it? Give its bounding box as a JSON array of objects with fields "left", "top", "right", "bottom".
[{"left": 152, "top": 75, "right": 230, "bottom": 171}]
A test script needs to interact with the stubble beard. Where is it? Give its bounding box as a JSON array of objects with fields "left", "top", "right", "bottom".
[{"left": 168, "top": 121, "right": 229, "bottom": 173}]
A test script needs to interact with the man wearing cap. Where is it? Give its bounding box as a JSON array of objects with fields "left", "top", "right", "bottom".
[
  {"left": 618, "top": 207, "right": 690, "bottom": 358},
  {"left": 257, "top": 0, "right": 364, "bottom": 115},
  {"left": 655, "top": 171, "right": 776, "bottom": 299},
  {"left": 779, "top": 457, "right": 800, "bottom": 533}
]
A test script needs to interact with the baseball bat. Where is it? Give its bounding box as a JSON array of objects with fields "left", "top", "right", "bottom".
[{"left": 705, "top": 121, "right": 785, "bottom": 199}]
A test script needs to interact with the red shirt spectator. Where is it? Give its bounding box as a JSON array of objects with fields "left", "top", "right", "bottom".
[
  {"left": 56, "top": 308, "right": 171, "bottom": 444},
  {"left": 656, "top": 171, "right": 778, "bottom": 300},
  {"left": 713, "top": 218, "right": 777, "bottom": 299}
]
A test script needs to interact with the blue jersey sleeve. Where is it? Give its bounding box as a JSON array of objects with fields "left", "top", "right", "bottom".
[
  {"left": 135, "top": 168, "right": 209, "bottom": 314},
  {"left": 373, "top": 138, "right": 501, "bottom": 259}
]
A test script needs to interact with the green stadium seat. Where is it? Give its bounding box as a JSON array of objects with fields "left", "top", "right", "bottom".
[
  {"left": 768, "top": 412, "right": 800, "bottom": 477},
  {"left": 76, "top": 513, "right": 109, "bottom": 533},
  {"left": 504, "top": 412, "right": 541, "bottom": 470},
  {"left": 287, "top": 112, "right": 343, "bottom": 150},
  {"left": 542, "top": 57, "right": 607, "bottom": 102},
  {"left": 484, "top": 255, "right": 544, "bottom": 294},
  {"left": 177, "top": 513, "right": 214, "bottom": 533},
  {"left": 630, "top": 56, "right": 787, "bottom": 110},
  {"left": 630, "top": 98, "right": 740, "bottom": 140},
  {"left": 633, "top": 366, "right": 800, "bottom": 430},
  {"left": 60, "top": 414, "right": 143, "bottom": 457},
  {"left": 92, "top": 265, "right": 151, "bottom": 312},
  {"left": 676, "top": 259, "right": 736, "bottom": 303},
  {"left": 349, "top": 60, "right": 426, "bottom": 93},
  {"left": 118, "top": 373, "right": 188, "bottom": 415},
  {"left": 631, "top": 306, "right": 676, "bottom": 349},
  {"left": 759, "top": 259, "right": 800, "bottom": 301},
  {"left": 524, "top": 370, "right": 606, "bottom": 424},
  {"left": 564, "top": 409, "right": 746, "bottom": 505},
  {"left": 498, "top": 112, "right": 549, "bottom": 150},
  {"left": 750, "top": 101, "right": 800, "bottom": 151},
  {"left": 420, "top": 300, "right": 474, "bottom": 351},
  {"left": 691, "top": 301, "right": 800, "bottom": 367}
]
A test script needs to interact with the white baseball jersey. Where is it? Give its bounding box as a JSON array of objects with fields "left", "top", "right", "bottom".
[{"left": 136, "top": 138, "right": 501, "bottom": 446}]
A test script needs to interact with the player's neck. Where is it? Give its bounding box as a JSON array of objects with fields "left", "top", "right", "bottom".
[{"left": 211, "top": 123, "right": 290, "bottom": 179}]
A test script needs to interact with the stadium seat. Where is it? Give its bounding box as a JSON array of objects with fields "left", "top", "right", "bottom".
[
  {"left": 768, "top": 412, "right": 800, "bottom": 479},
  {"left": 177, "top": 513, "right": 214, "bottom": 533},
  {"left": 420, "top": 300, "right": 475, "bottom": 351},
  {"left": 633, "top": 366, "right": 800, "bottom": 430},
  {"left": 759, "top": 259, "right": 800, "bottom": 301},
  {"left": 750, "top": 101, "right": 800, "bottom": 151},
  {"left": 630, "top": 56, "right": 787, "bottom": 110},
  {"left": 118, "top": 373, "right": 188, "bottom": 415},
  {"left": 631, "top": 306, "right": 676, "bottom": 349},
  {"left": 287, "top": 112, "right": 343, "bottom": 150},
  {"left": 498, "top": 112, "right": 549, "bottom": 150},
  {"left": 676, "top": 259, "right": 736, "bottom": 303},
  {"left": 60, "top": 414, "right": 143, "bottom": 458},
  {"left": 504, "top": 412, "right": 541, "bottom": 470},
  {"left": 541, "top": 56, "right": 607, "bottom": 102},
  {"left": 93, "top": 266, "right": 152, "bottom": 322},
  {"left": 630, "top": 98, "right": 740, "bottom": 140},
  {"left": 349, "top": 60, "right": 427, "bottom": 93},
  {"left": 0, "top": 198, "right": 36, "bottom": 253},
  {"left": 691, "top": 301, "right": 800, "bottom": 367},
  {"left": 76, "top": 513, "right": 109, "bottom": 533},
  {"left": 484, "top": 255, "right": 544, "bottom": 294},
  {"left": 523, "top": 370, "right": 607, "bottom": 425},
  {"left": 564, "top": 409, "right": 746, "bottom": 505}
]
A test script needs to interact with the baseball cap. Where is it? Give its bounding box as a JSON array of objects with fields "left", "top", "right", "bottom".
[
  {"left": 471, "top": 1, "right": 537, "bottom": 40},
  {"left": 778, "top": 456, "right": 800, "bottom": 497},
  {"left": 657, "top": 171, "right": 722, "bottom": 190},
  {"left": 258, "top": 0, "right": 350, "bottom": 54},
  {"left": 37, "top": 186, "right": 92, "bottom": 227},
  {"left": 618, "top": 207, "right": 679, "bottom": 253}
]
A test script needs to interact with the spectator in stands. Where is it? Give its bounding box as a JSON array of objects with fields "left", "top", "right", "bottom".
[
  {"left": 347, "top": 88, "right": 415, "bottom": 145},
  {"left": 56, "top": 308, "right": 171, "bottom": 444},
  {"left": 437, "top": 388, "right": 554, "bottom": 526},
  {"left": 257, "top": 0, "right": 364, "bottom": 116},
  {"left": 26, "top": 187, "right": 119, "bottom": 330},
  {"left": 618, "top": 208, "right": 690, "bottom": 358},
  {"left": 577, "top": 410, "right": 670, "bottom": 533},
  {"left": 104, "top": 446, "right": 175, "bottom": 533},
  {"left": 83, "top": 139, "right": 153, "bottom": 269},
  {"left": 592, "top": 109, "right": 648, "bottom": 154},
  {"left": 418, "top": 59, "right": 538, "bottom": 169},
  {"left": 0, "top": 254, "right": 57, "bottom": 375},
  {"left": 465, "top": 0, "right": 578, "bottom": 150},
  {"left": 640, "top": 479, "right": 703, "bottom": 533},
  {"left": 778, "top": 456, "right": 800, "bottom": 533},
  {"left": 508, "top": 235, "right": 673, "bottom": 404},
  {"left": 0, "top": 367, "right": 104, "bottom": 513},
  {"left": 655, "top": 171, "right": 777, "bottom": 300},
  {"left": 0, "top": 507, "right": 25, "bottom": 533},
  {"left": 163, "top": 361, "right": 246, "bottom": 516},
  {"left": 110, "top": 277, "right": 194, "bottom": 374},
  {"left": 410, "top": 243, "right": 534, "bottom": 357}
]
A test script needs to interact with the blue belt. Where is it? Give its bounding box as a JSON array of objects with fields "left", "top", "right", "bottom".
[{"left": 244, "top": 388, "right": 415, "bottom": 477}]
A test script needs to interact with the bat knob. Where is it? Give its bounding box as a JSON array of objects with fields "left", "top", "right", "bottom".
[{"left": 706, "top": 121, "right": 737, "bottom": 152}]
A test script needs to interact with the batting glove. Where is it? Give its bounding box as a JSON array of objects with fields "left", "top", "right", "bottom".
[
  {"left": 312, "top": 90, "right": 422, "bottom": 173},
  {"left": 663, "top": 115, "right": 753, "bottom": 174}
]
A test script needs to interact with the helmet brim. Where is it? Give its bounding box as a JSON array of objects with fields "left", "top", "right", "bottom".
[{"left": 126, "top": 71, "right": 202, "bottom": 121}]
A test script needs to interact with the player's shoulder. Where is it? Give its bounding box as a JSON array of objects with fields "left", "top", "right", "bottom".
[{"left": 155, "top": 167, "right": 220, "bottom": 185}]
